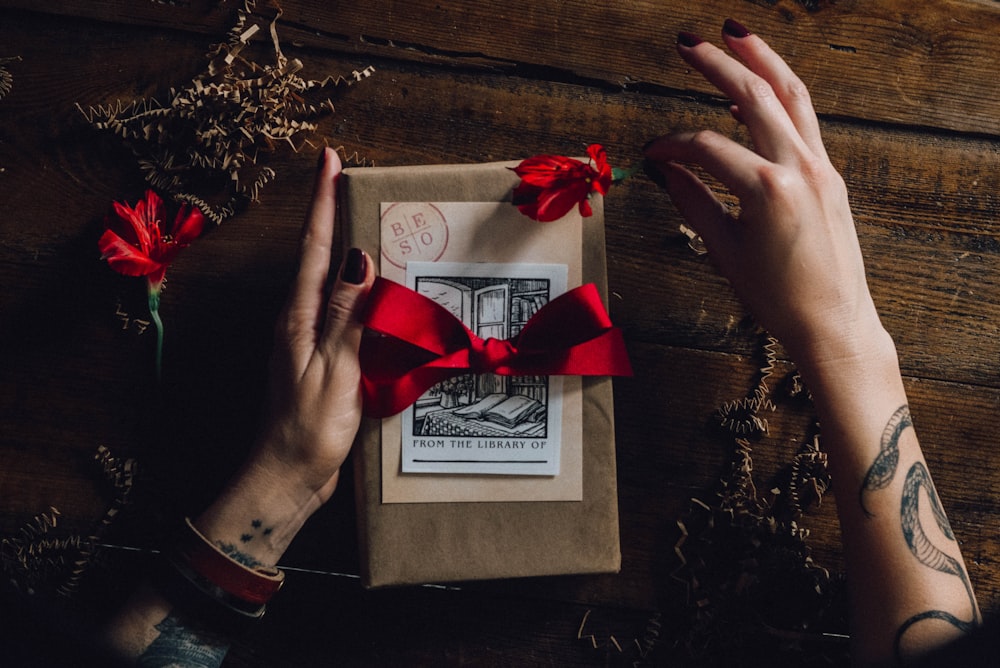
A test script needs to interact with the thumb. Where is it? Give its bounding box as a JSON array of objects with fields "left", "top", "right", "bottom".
[
  {"left": 654, "top": 161, "right": 735, "bottom": 257},
  {"left": 320, "top": 247, "right": 374, "bottom": 359}
]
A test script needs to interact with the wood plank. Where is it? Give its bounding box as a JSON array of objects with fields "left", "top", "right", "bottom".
[
  {"left": 3, "top": 14, "right": 1000, "bottom": 388},
  {"left": 222, "top": 573, "right": 658, "bottom": 667},
  {"left": 3, "top": 0, "right": 1000, "bottom": 135},
  {"left": 0, "top": 5, "right": 998, "bottom": 664}
]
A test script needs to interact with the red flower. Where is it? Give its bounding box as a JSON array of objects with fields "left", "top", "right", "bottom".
[
  {"left": 511, "top": 144, "right": 613, "bottom": 222},
  {"left": 98, "top": 189, "right": 204, "bottom": 289},
  {"left": 98, "top": 189, "right": 204, "bottom": 381}
]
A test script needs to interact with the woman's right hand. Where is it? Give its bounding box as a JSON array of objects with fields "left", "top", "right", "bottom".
[
  {"left": 646, "top": 24, "right": 982, "bottom": 667},
  {"left": 644, "top": 20, "right": 888, "bottom": 370}
]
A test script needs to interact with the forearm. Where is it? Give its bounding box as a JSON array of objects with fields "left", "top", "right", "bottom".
[
  {"left": 797, "top": 328, "right": 980, "bottom": 665},
  {"left": 105, "top": 449, "right": 326, "bottom": 665},
  {"left": 104, "top": 584, "right": 229, "bottom": 666}
]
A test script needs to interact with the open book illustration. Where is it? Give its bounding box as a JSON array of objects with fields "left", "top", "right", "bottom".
[{"left": 454, "top": 394, "right": 546, "bottom": 429}]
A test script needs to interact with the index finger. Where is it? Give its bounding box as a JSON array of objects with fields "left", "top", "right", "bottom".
[
  {"left": 288, "top": 147, "right": 343, "bottom": 320},
  {"left": 644, "top": 128, "right": 771, "bottom": 203}
]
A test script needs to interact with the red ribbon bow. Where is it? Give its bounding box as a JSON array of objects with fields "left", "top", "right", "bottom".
[{"left": 360, "top": 277, "right": 632, "bottom": 417}]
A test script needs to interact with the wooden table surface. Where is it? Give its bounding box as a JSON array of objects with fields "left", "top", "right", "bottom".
[{"left": 1, "top": 1, "right": 998, "bottom": 665}]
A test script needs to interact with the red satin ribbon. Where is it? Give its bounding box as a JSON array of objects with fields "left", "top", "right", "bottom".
[{"left": 360, "top": 277, "right": 632, "bottom": 417}]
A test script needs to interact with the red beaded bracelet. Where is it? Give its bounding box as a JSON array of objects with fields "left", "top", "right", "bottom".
[{"left": 165, "top": 517, "right": 285, "bottom": 618}]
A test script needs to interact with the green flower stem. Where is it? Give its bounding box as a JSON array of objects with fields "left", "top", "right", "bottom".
[
  {"left": 147, "top": 281, "right": 163, "bottom": 382},
  {"left": 611, "top": 165, "right": 642, "bottom": 182}
]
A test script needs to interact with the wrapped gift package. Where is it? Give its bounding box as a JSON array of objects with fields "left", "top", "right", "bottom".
[{"left": 341, "top": 160, "right": 621, "bottom": 587}]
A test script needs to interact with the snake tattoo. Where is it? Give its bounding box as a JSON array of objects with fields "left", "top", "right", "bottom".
[
  {"left": 859, "top": 404, "right": 911, "bottom": 517},
  {"left": 859, "top": 404, "right": 980, "bottom": 663},
  {"left": 895, "top": 460, "right": 981, "bottom": 660}
]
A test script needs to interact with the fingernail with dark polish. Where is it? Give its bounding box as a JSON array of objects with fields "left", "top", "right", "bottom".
[
  {"left": 723, "top": 18, "right": 752, "bottom": 38},
  {"left": 317, "top": 147, "right": 327, "bottom": 171},
  {"left": 343, "top": 248, "right": 366, "bottom": 284},
  {"left": 677, "top": 31, "right": 704, "bottom": 48},
  {"left": 642, "top": 159, "right": 668, "bottom": 190}
]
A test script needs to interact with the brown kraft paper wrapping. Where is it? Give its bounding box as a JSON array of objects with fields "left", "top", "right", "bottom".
[{"left": 341, "top": 160, "right": 621, "bottom": 587}]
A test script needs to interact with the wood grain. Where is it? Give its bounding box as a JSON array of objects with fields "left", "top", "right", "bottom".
[
  {"left": 1, "top": 1, "right": 998, "bottom": 665},
  {"left": 5, "top": 0, "right": 1000, "bottom": 134}
]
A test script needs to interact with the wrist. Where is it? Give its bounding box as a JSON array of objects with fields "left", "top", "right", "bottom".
[
  {"left": 793, "top": 323, "right": 908, "bottom": 468},
  {"left": 254, "top": 417, "right": 350, "bottom": 504},
  {"left": 193, "top": 452, "right": 326, "bottom": 568},
  {"left": 793, "top": 321, "right": 899, "bottom": 389}
]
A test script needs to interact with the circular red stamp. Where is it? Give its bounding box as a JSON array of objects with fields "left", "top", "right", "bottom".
[{"left": 380, "top": 202, "right": 449, "bottom": 269}]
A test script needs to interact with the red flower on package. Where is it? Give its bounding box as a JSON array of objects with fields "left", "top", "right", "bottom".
[
  {"left": 511, "top": 143, "right": 614, "bottom": 222},
  {"left": 99, "top": 189, "right": 204, "bottom": 379}
]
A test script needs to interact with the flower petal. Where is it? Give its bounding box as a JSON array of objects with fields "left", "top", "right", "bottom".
[
  {"left": 140, "top": 190, "right": 166, "bottom": 229},
  {"left": 98, "top": 229, "right": 164, "bottom": 278},
  {"left": 513, "top": 154, "right": 587, "bottom": 188},
  {"left": 587, "top": 144, "right": 613, "bottom": 195},
  {"left": 533, "top": 181, "right": 590, "bottom": 222},
  {"left": 170, "top": 202, "right": 205, "bottom": 244},
  {"left": 112, "top": 201, "right": 152, "bottom": 253},
  {"left": 512, "top": 182, "right": 545, "bottom": 220}
]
